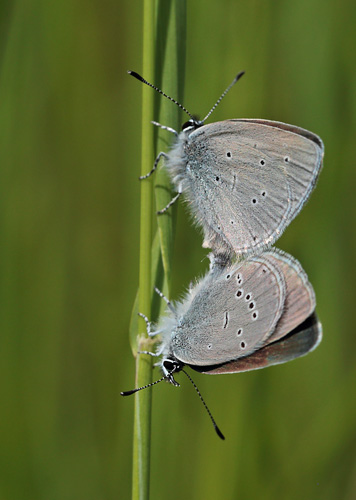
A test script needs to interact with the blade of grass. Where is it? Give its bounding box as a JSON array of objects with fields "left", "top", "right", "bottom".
[
  {"left": 132, "top": 0, "right": 155, "bottom": 499},
  {"left": 131, "top": 1, "right": 186, "bottom": 499},
  {"left": 155, "top": 0, "right": 186, "bottom": 288},
  {"left": 129, "top": 232, "right": 166, "bottom": 355}
]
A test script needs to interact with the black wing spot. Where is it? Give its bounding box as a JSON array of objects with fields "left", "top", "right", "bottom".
[{"left": 223, "top": 311, "right": 229, "bottom": 329}]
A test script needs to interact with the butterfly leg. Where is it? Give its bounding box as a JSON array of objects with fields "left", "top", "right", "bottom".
[
  {"left": 137, "top": 311, "right": 162, "bottom": 338},
  {"left": 151, "top": 121, "right": 178, "bottom": 137},
  {"left": 138, "top": 343, "right": 165, "bottom": 358},
  {"left": 137, "top": 312, "right": 165, "bottom": 356},
  {"left": 156, "top": 183, "right": 182, "bottom": 215},
  {"left": 154, "top": 287, "right": 176, "bottom": 314},
  {"left": 139, "top": 151, "right": 168, "bottom": 180},
  {"left": 137, "top": 312, "right": 152, "bottom": 334}
]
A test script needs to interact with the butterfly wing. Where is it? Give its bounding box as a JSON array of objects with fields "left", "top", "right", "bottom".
[
  {"left": 170, "top": 254, "right": 286, "bottom": 366},
  {"left": 239, "top": 119, "right": 324, "bottom": 220},
  {"left": 192, "top": 312, "right": 322, "bottom": 374},
  {"left": 263, "top": 248, "right": 316, "bottom": 343},
  {"left": 186, "top": 120, "right": 323, "bottom": 256}
]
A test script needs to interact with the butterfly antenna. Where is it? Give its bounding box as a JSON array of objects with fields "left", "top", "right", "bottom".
[
  {"left": 128, "top": 71, "right": 195, "bottom": 121},
  {"left": 182, "top": 369, "right": 225, "bottom": 440},
  {"left": 120, "top": 374, "right": 167, "bottom": 396},
  {"left": 154, "top": 287, "right": 176, "bottom": 315},
  {"left": 202, "top": 71, "right": 245, "bottom": 123}
]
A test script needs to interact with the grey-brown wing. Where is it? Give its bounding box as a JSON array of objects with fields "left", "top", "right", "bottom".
[
  {"left": 262, "top": 248, "right": 316, "bottom": 343},
  {"left": 238, "top": 119, "right": 324, "bottom": 220},
  {"left": 170, "top": 255, "right": 286, "bottom": 366},
  {"left": 192, "top": 312, "right": 322, "bottom": 374},
  {"left": 187, "top": 120, "right": 323, "bottom": 256}
]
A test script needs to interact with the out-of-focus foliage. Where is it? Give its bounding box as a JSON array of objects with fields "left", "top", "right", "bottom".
[{"left": 0, "top": 1, "right": 355, "bottom": 499}]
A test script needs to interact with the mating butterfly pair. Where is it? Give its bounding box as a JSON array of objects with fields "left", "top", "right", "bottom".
[{"left": 123, "top": 71, "right": 323, "bottom": 438}]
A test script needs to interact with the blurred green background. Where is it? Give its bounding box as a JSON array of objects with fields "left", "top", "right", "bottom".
[{"left": 1, "top": 1, "right": 355, "bottom": 499}]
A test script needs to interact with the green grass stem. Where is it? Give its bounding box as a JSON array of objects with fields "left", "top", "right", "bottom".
[{"left": 131, "top": 1, "right": 186, "bottom": 499}]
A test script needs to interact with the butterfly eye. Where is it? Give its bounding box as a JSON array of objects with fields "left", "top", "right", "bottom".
[
  {"left": 163, "top": 360, "right": 175, "bottom": 371},
  {"left": 182, "top": 119, "right": 198, "bottom": 131}
]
